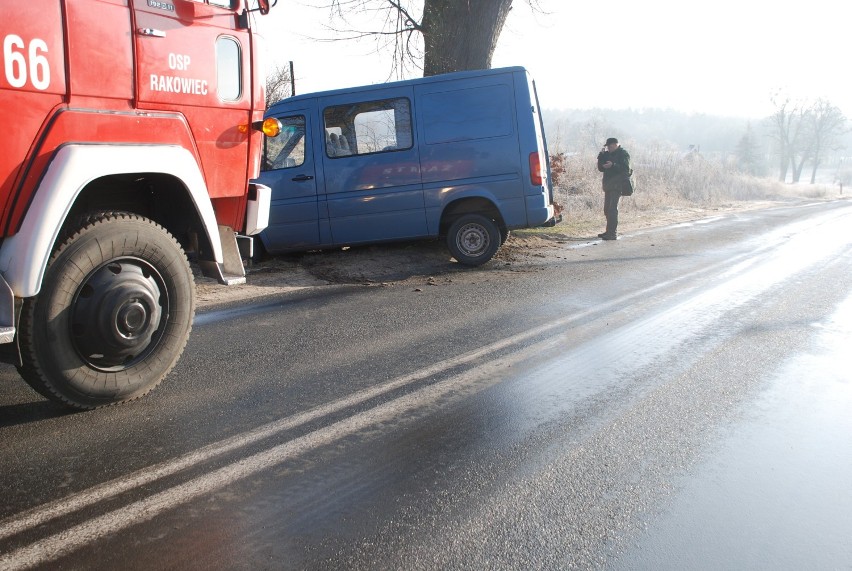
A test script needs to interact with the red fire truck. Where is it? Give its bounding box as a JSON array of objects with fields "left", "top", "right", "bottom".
[{"left": 0, "top": 0, "right": 279, "bottom": 408}]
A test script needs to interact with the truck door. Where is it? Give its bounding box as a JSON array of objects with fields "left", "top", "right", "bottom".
[
  {"left": 319, "top": 88, "right": 427, "bottom": 245},
  {"left": 256, "top": 111, "right": 321, "bottom": 251},
  {"left": 131, "top": 0, "right": 252, "bottom": 207}
]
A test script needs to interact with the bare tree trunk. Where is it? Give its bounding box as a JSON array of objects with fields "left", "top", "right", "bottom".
[
  {"left": 791, "top": 155, "right": 806, "bottom": 183},
  {"left": 422, "top": 0, "right": 513, "bottom": 76},
  {"left": 805, "top": 99, "right": 848, "bottom": 185},
  {"left": 810, "top": 160, "right": 820, "bottom": 184},
  {"left": 778, "top": 152, "right": 789, "bottom": 182}
]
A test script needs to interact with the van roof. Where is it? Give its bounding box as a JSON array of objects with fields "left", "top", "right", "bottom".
[{"left": 267, "top": 65, "right": 530, "bottom": 112}]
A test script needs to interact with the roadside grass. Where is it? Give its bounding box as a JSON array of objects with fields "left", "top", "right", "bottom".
[{"left": 519, "top": 148, "right": 841, "bottom": 238}]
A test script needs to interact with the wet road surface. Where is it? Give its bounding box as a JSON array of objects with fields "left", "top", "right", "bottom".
[{"left": 1, "top": 199, "right": 851, "bottom": 569}]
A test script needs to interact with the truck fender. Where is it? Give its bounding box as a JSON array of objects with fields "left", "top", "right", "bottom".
[{"left": 0, "top": 144, "right": 222, "bottom": 299}]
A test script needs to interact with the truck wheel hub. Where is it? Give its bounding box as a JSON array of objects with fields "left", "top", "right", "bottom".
[{"left": 71, "top": 259, "right": 168, "bottom": 370}]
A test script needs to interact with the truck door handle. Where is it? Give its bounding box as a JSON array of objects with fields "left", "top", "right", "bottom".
[
  {"left": 292, "top": 174, "right": 314, "bottom": 182},
  {"left": 137, "top": 28, "right": 166, "bottom": 38}
]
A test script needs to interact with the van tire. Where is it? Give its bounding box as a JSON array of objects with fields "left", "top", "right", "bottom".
[
  {"left": 17, "top": 212, "right": 195, "bottom": 409},
  {"left": 447, "top": 214, "right": 501, "bottom": 266}
]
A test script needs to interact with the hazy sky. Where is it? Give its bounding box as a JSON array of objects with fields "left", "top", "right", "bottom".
[{"left": 257, "top": 0, "right": 851, "bottom": 119}]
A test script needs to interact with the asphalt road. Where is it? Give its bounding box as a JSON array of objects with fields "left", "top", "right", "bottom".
[{"left": 1, "top": 199, "right": 851, "bottom": 570}]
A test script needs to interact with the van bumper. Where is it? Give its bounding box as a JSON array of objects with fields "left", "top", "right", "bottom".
[
  {"left": 525, "top": 200, "right": 559, "bottom": 227},
  {"left": 540, "top": 212, "right": 563, "bottom": 227}
]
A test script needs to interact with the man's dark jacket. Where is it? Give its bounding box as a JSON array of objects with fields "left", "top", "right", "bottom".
[{"left": 598, "top": 146, "right": 631, "bottom": 193}]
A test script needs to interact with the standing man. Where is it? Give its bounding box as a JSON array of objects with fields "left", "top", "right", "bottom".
[{"left": 597, "top": 137, "right": 631, "bottom": 240}]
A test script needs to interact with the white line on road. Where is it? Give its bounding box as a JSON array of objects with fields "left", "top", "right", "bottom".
[
  {"left": 0, "top": 267, "right": 706, "bottom": 569},
  {"left": 0, "top": 332, "right": 566, "bottom": 570},
  {"left": 0, "top": 280, "right": 679, "bottom": 537},
  {"left": 1, "top": 205, "right": 849, "bottom": 569}
]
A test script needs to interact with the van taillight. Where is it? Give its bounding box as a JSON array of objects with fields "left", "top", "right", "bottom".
[{"left": 529, "top": 152, "right": 543, "bottom": 186}]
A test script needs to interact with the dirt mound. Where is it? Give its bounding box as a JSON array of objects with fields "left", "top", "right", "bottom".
[{"left": 193, "top": 234, "right": 565, "bottom": 308}]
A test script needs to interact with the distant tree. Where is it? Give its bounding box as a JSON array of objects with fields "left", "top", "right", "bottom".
[
  {"left": 265, "top": 62, "right": 293, "bottom": 107},
  {"left": 803, "top": 98, "right": 848, "bottom": 184},
  {"left": 766, "top": 93, "right": 807, "bottom": 182},
  {"left": 766, "top": 94, "right": 849, "bottom": 184},
  {"left": 734, "top": 122, "right": 765, "bottom": 176},
  {"left": 324, "top": 0, "right": 544, "bottom": 77},
  {"left": 578, "top": 115, "right": 613, "bottom": 153}
]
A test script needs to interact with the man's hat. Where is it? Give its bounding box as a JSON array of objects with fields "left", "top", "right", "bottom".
[{"left": 605, "top": 137, "right": 618, "bottom": 145}]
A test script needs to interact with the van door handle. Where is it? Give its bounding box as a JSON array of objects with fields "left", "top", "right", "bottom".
[{"left": 292, "top": 174, "right": 314, "bottom": 182}]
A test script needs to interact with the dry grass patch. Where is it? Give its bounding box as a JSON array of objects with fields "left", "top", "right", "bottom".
[{"left": 533, "top": 148, "right": 840, "bottom": 238}]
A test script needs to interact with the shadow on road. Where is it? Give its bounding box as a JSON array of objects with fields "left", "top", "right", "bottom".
[{"left": 0, "top": 400, "right": 78, "bottom": 428}]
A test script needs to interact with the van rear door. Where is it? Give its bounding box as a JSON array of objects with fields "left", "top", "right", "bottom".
[{"left": 518, "top": 70, "right": 555, "bottom": 226}]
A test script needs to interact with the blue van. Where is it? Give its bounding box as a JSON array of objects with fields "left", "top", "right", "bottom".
[{"left": 256, "top": 66, "right": 558, "bottom": 265}]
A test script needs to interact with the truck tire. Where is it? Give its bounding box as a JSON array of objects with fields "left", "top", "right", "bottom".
[
  {"left": 17, "top": 212, "right": 195, "bottom": 409},
  {"left": 446, "top": 213, "right": 501, "bottom": 266}
]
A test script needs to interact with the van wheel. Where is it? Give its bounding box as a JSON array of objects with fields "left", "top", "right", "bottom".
[
  {"left": 16, "top": 212, "right": 195, "bottom": 409},
  {"left": 447, "top": 214, "right": 501, "bottom": 266}
]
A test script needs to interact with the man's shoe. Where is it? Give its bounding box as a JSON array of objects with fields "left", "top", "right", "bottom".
[
  {"left": 601, "top": 233, "right": 617, "bottom": 240},
  {"left": 597, "top": 232, "right": 608, "bottom": 238}
]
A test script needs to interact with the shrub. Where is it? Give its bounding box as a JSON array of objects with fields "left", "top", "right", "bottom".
[{"left": 544, "top": 144, "right": 789, "bottom": 234}]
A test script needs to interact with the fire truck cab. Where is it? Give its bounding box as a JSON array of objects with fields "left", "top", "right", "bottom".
[{"left": 0, "top": 0, "right": 276, "bottom": 408}]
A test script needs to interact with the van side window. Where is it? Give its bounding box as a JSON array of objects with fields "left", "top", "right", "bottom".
[
  {"left": 261, "top": 115, "right": 306, "bottom": 171},
  {"left": 323, "top": 98, "right": 412, "bottom": 158}
]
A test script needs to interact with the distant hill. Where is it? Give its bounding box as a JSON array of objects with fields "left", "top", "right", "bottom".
[{"left": 542, "top": 108, "right": 753, "bottom": 155}]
